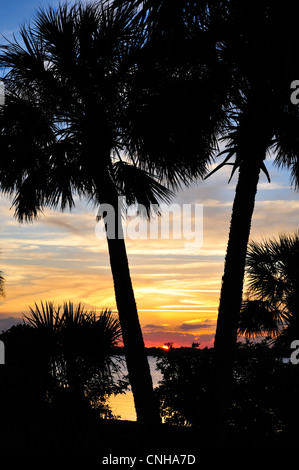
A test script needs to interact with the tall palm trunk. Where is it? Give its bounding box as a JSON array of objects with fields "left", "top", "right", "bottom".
[
  {"left": 101, "top": 186, "right": 161, "bottom": 425},
  {"left": 106, "top": 235, "right": 161, "bottom": 425},
  {"left": 212, "top": 153, "right": 263, "bottom": 428}
]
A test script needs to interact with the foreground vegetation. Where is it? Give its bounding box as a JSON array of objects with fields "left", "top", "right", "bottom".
[
  {"left": 0, "top": 302, "right": 128, "bottom": 423},
  {"left": 155, "top": 341, "right": 298, "bottom": 438},
  {"left": 0, "top": 313, "right": 297, "bottom": 449}
]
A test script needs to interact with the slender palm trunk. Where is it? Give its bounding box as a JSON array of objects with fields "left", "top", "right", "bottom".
[
  {"left": 106, "top": 235, "right": 161, "bottom": 425},
  {"left": 212, "top": 154, "right": 263, "bottom": 430},
  {"left": 102, "top": 191, "right": 161, "bottom": 425}
]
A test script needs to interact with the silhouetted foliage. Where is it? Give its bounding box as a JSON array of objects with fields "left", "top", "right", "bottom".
[
  {"left": 155, "top": 342, "right": 299, "bottom": 445},
  {"left": 0, "top": 302, "right": 128, "bottom": 421},
  {"left": 209, "top": 0, "right": 299, "bottom": 402},
  {"left": 0, "top": 0, "right": 168, "bottom": 424},
  {"left": 239, "top": 232, "right": 299, "bottom": 346},
  {"left": 0, "top": 323, "right": 51, "bottom": 413},
  {"left": 113, "top": 0, "right": 299, "bottom": 421},
  {"left": 229, "top": 340, "right": 299, "bottom": 443},
  {"left": 155, "top": 347, "right": 213, "bottom": 426}
]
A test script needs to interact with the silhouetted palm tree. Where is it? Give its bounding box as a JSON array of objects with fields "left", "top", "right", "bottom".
[
  {"left": 24, "top": 300, "right": 124, "bottom": 410},
  {"left": 113, "top": 0, "right": 299, "bottom": 425},
  {"left": 211, "top": 1, "right": 299, "bottom": 399},
  {"left": 0, "top": 2, "right": 173, "bottom": 424},
  {"left": 238, "top": 233, "right": 299, "bottom": 346}
]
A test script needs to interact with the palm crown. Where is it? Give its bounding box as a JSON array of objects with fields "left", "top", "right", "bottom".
[
  {"left": 239, "top": 233, "right": 299, "bottom": 345},
  {"left": 0, "top": 2, "right": 172, "bottom": 221}
]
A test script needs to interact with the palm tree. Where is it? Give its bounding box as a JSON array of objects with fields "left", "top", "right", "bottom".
[
  {"left": 210, "top": 0, "right": 299, "bottom": 403},
  {"left": 0, "top": 1, "right": 175, "bottom": 424},
  {"left": 113, "top": 0, "right": 299, "bottom": 423},
  {"left": 24, "top": 301, "right": 124, "bottom": 410},
  {"left": 238, "top": 233, "right": 299, "bottom": 347}
]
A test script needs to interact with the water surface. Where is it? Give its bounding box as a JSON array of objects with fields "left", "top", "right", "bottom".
[{"left": 109, "top": 356, "right": 162, "bottom": 421}]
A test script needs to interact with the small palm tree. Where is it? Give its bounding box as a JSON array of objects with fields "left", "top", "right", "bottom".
[
  {"left": 0, "top": 2, "right": 171, "bottom": 424},
  {"left": 24, "top": 300, "right": 124, "bottom": 412},
  {"left": 238, "top": 233, "right": 299, "bottom": 347}
]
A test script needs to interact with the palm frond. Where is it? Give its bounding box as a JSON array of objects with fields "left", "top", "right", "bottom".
[
  {"left": 238, "top": 299, "right": 283, "bottom": 339},
  {"left": 242, "top": 232, "right": 299, "bottom": 343},
  {"left": 113, "top": 160, "right": 174, "bottom": 217},
  {"left": 0, "top": 1, "right": 177, "bottom": 223},
  {"left": 24, "top": 300, "right": 62, "bottom": 332},
  {"left": 60, "top": 301, "right": 89, "bottom": 327},
  {"left": 246, "top": 233, "right": 299, "bottom": 301},
  {"left": 96, "top": 307, "right": 122, "bottom": 346},
  {"left": 24, "top": 300, "right": 122, "bottom": 347}
]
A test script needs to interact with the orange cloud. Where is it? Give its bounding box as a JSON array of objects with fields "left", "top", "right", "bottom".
[{"left": 1, "top": 161, "right": 299, "bottom": 347}]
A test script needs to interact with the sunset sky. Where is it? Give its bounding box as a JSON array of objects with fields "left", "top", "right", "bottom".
[{"left": 1, "top": 0, "right": 299, "bottom": 347}]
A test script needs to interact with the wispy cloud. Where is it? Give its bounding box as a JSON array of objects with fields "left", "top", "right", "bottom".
[
  {"left": 144, "top": 324, "right": 167, "bottom": 330},
  {"left": 0, "top": 161, "right": 299, "bottom": 345},
  {"left": 179, "top": 319, "right": 214, "bottom": 331}
]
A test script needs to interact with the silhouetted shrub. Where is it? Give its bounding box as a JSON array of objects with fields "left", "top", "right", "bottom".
[
  {"left": 155, "top": 340, "right": 299, "bottom": 441},
  {"left": 155, "top": 346, "right": 213, "bottom": 426},
  {"left": 0, "top": 302, "right": 129, "bottom": 423}
]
